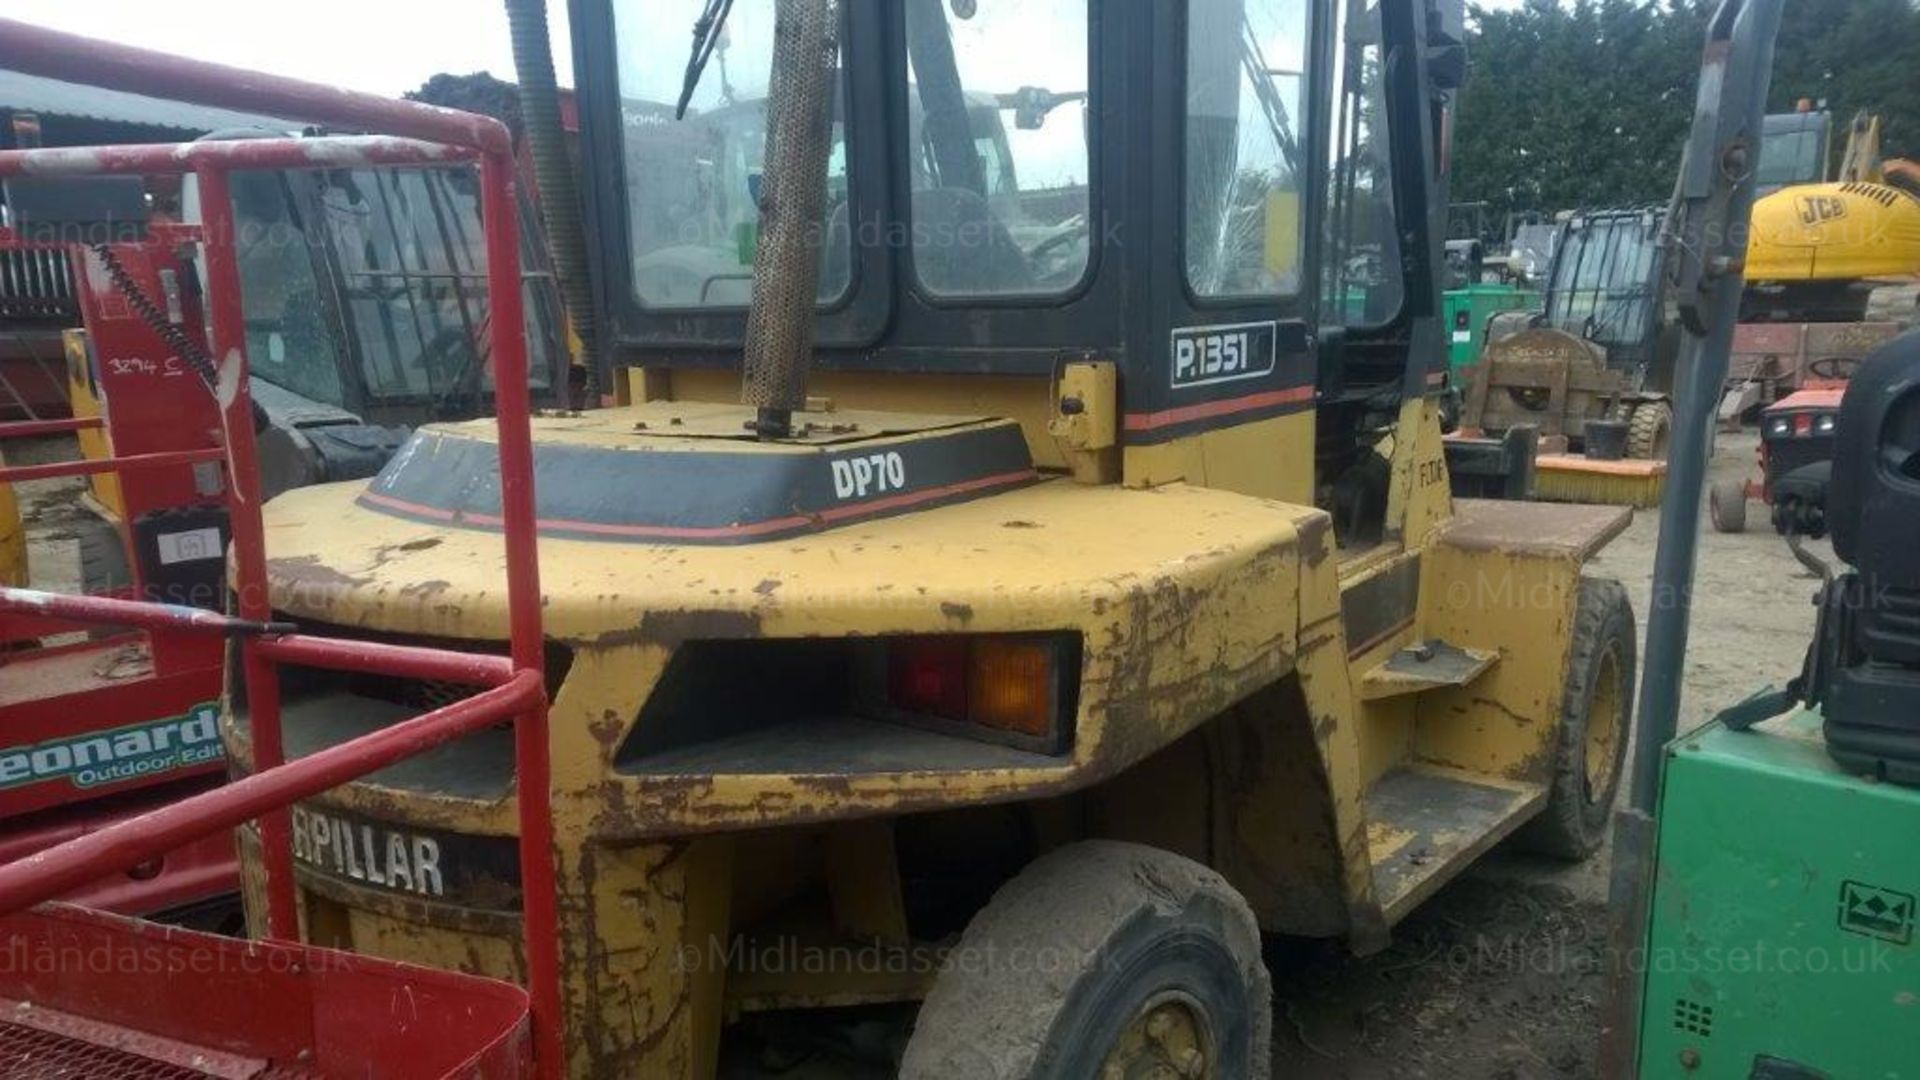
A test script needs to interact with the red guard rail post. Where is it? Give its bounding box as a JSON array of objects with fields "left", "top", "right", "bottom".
[{"left": 0, "top": 22, "right": 561, "bottom": 1078}]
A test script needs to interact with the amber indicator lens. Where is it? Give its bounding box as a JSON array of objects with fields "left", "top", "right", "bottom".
[{"left": 966, "top": 637, "right": 1055, "bottom": 737}]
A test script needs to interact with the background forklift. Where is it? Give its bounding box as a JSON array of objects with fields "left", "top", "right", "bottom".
[
  {"left": 1448, "top": 102, "right": 1896, "bottom": 511},
  {"left": 1456, "top": 204, "right": 1680, "bottom": 507}
]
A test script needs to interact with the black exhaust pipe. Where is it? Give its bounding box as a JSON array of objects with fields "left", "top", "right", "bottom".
[
  {"left": 740, "top": 0, "right": 841, "bottom": 439},
  {"left": 505, "top": 0, "right": 600, "bottom": 405}
]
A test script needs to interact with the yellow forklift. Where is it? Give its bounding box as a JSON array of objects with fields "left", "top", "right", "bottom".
[{"left": 222, "top": 0, "right": 1639, "bottom": 1075}]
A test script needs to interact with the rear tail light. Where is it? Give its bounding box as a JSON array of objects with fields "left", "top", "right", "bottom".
[
  {"left": 876, "top": 633, "right": 1078, "bottom": 753},
  {"left": 888, "top": 637, "right": 969, "bottom": 719}
]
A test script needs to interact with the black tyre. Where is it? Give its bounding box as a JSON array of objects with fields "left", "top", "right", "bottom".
[
  {"left": 1515, "top": 578, "right": 1635, "bottom": 860},
  {"left": 73, "top": 517, "right": 134, "bottom": 640},
  {"left": 74, "top": 515, "right": 132, "bottom": 597},
  {"left": 1709, "top": 478, "right": 1748, "bottom": 534},
  {"left": 900, "top": 841, "right": 1271, "bottom": 1080},
  {"left": 1626, "top": 401, "right": 1672, "bottom": 460}
]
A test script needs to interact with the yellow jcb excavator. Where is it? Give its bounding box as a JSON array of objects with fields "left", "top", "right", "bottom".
[{"left": 1744, "top": 111, "right": 1920, "bottom": 323}]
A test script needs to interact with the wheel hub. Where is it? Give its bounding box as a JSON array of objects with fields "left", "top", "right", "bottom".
[{"left": 1100, "top": 991, "right": 1216, "bottom": 1080}]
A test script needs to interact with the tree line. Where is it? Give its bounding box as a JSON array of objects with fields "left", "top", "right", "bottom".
[{"left": 1452, "top": 0, "right": 1920, "bottom": 221}]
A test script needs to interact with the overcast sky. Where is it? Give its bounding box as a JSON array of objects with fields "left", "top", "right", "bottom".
[
  {"left": 7, "top": 1, "right": 1528, "bottom": 99},
  {"left": 6, "top": 0, "right": 580, "bottom": 98}
]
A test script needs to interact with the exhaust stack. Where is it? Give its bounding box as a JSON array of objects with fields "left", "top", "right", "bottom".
[{"left": 741, "top": 0, "right": 841, "bottom": 439}]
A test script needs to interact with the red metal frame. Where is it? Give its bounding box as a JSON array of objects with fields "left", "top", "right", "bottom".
[
  {"left": 1, "top": 903, "right": 533, "bottom": 1078},
  {"left": 0, "top": 446, "right": 223, "bottom": 484},
  {"left": 0, "top": 777, "right": 240, "bottom": 918},
  {"left": 0, "top": 18, "right": 561, "bottom": 1079},
  {"left": 0, "top": 417, "right": 99, "bottom": 438}
]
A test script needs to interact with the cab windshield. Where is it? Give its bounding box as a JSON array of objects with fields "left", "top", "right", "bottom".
[
  {"left": 1545, "top": 212, "right": 1660, "bottom": 352},
  {"left": 1757, "top": 128, "right": 1824, "bottom": 189},
  {"left": 612, "top": 0, "right": 851, "bottom": 310},
  {"left": 226, "top": 166, "right": 560, "bottom": 414},
  {"left": 611, "top": 0, "right": 1095, "bottom": 306},
  {"left": 1758, "top": 113, "right": 1830, "bottom": 190}
]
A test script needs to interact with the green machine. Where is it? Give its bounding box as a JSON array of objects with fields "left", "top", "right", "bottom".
[
  {"left": 1593, "top": 1, "right": 1920, "bottom": 1076},
  {"left": 1638, "top": 708, "right": 1920, "bottom": 1077},
  {"left": 1611, "top": 13, "right": 1920, "bottom": 1056},
  {"left": 1443, "top": 283, "right": 1536, "bottom": 375},
  {"left": 1629, "top": 328, "right": 1920, "bottom": 1076}
]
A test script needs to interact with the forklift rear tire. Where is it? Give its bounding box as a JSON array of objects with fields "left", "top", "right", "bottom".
[
  {"left": 900, "top": 840, "right": 1272, "bottom": 1080},
  {"left": 1709, "top": 479, "right": 1748, "bottom": 534},
  {"left": 1626, "top": 401, "right": 1672, "bottom": 460},
  {"left": 1515, "top": 577, "right": 1635, "bottom": 860}
]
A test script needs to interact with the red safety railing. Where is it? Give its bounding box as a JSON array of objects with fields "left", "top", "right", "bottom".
[{"left": 0, "top": 19, "right": 561, "bottom": 1080}]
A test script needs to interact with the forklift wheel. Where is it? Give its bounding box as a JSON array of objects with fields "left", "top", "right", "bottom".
[
  {"left": 1709, "top": 478, "right": 1749, "bottom": 534},
  {"left": 1626, "top": 401, "right": 1672, "bottom": 460},
  {"left": 900, "top": 841, "right": 1272, "bottom": 1080},
  {"left": 1515, "top": 578, "right": 1635, "bottom": 860}
]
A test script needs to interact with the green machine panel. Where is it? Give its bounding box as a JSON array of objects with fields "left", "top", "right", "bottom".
[
  {"left": 1640, "top": 710, "right": 1920, "bottom": 1078},
  {"left": 1443, "top": 284, "right": 1537, "bottom": 375}
]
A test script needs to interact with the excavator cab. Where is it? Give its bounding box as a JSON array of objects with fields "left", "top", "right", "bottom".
[
  {"left": 1756, "top": 106, "right": 1833, "bottom": 195},
  {"left": 226, "top": 1, "right": 1641, "bottom": 1076}
]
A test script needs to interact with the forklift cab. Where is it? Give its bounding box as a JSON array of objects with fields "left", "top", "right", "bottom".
[
  {"left": 577, "top": 0, "right": 1447, "bottom": 544},
  {"left": 1541, "top": 206, "right": 1678, "bottom": 394}
]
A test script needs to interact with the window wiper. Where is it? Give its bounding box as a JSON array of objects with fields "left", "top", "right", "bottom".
[
  {"left": 676, "top": 0, "right": 738, "bottom": 119},
  {"left": 1241, "top": 19, "right": 1300, "bottom": 172}
]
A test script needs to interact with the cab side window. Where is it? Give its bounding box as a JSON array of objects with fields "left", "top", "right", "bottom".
[{"left": 1185, "top": 0, "right": 1311, "bottom": 299}]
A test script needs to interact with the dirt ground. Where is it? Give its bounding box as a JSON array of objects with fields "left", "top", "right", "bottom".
[
  {"left": 9, "top": 428, "right": 1832, "bottom": 1077},
  {"left": 7, "top": 435, "right": 92, "bottom": 598},
  {"left": 1272, "top": 428, "right": 1833, "bottom": 1079}
]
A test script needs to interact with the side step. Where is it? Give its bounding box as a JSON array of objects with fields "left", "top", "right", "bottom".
[
  {"left": 1356, "top": 640, "right": 1498, "bottom": 702},
  {"left": 1366, "top": 766, "right": 1546, "bottom": 924}
]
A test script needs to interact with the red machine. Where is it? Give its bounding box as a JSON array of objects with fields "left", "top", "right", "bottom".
[
  {"left": 1721, "top": 314, "right": 1902, "bottom": 422},
  {"left": 1710, "top": 385, "right": 1847, "bottom": 534},
  {"left": 0, "top": 22, "right": 564, "bottom": 1079},
  {"left": 0, "top": 223, "right": 240, "bottom": 922}
]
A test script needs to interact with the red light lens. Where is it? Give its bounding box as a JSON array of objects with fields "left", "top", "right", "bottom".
[
  {"left": 888, "top": 637, "right": 969, "bottom": 720},
  {"left": 1794, "top": 413, "right": 1813, "bottom": 437}
]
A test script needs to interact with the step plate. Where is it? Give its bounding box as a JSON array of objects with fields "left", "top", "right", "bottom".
[
  {"left": 1358, "top": 641, "right": 1498, "bottom": 701},
  {"left": 1367, "top": 767, "right": 1546, "bottom": 923}
]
